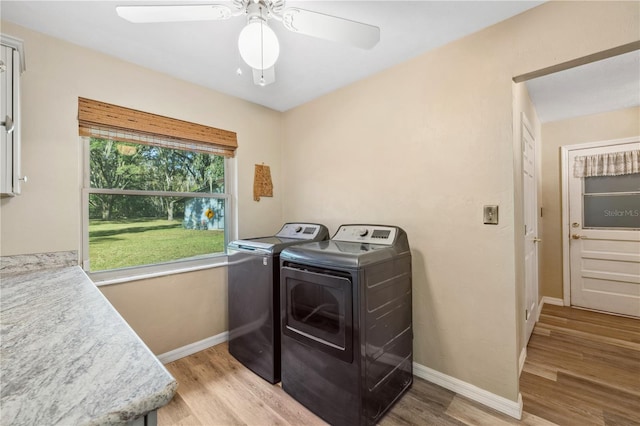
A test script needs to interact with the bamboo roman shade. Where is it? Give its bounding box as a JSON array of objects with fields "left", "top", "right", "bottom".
[{"left": 78, "top": 97, "right": 238, "bottom": 157}]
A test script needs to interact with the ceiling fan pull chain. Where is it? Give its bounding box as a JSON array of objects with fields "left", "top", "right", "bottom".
[{"left": 259, "top": 5, "right": 266, "bottom": 86}]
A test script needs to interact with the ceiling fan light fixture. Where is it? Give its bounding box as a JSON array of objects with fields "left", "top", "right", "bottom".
[{"left": 238, "top": 19, "right": 280, "bottom": 70}]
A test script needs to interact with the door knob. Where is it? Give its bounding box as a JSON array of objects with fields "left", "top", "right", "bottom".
[{"left": 571, "top": 234, "right": 582, "bottom": 240}]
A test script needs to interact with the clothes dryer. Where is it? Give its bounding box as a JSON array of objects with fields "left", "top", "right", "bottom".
[{"left": 279, "top": 224, "right": 412, "bottom": 426}]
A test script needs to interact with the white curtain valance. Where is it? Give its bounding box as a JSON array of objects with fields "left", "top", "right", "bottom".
[{"left": 573, "top": 149, "right": 640, "bottom": 178}]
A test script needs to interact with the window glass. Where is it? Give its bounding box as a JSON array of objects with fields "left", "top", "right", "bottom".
[
  {"left": 85, "top": 138, "right": 228, "bottom": 273},
  {"left": 583, "top": 173, "right": 640, "bottom": 229},
  {"left": 585, "top": 174, "right": 640, "bottom": 194},
  {"left": 89, "top": 139, "right": 224, "bottom": 193},
  {"left": 583, "top": 194, "right": 640, "bottom": 229},
  {"left": 291, "top": 282, "right": 342, "bottom": 335}
]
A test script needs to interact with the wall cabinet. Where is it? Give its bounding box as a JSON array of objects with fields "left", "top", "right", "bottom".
[{"left": 1, "top": 34, "right": 25, "bottom": 197}]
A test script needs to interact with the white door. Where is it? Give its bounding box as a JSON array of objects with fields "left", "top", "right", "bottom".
[
  {"left": 522, "top": 114, "right": 539, "bottom": 342},
  {"left": 568, "top": 141, "right": 640, "bottom": 317}
]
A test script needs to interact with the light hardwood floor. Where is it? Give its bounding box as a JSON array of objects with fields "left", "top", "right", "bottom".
[
  {"left": 158, "top": 305, "right": 640, "bottom": 425},
  {"left": 520, "top": 304, "right": 640, "bottom": 426}
]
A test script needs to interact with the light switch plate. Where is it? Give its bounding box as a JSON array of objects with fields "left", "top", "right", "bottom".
[{"left": 484, "top": 205, "right": 499, "bottom": 225}]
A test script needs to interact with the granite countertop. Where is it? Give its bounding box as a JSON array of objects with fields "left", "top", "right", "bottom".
[{"left": 0, "top": 266, "right": 177, "bottom": 425}]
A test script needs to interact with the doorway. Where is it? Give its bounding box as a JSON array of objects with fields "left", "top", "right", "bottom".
[
  {"left": 562, "top": 138, "right": 640, "bottom": 317},
  {"left": 518, "top": 46, "right": 639, "bottom": 317}
]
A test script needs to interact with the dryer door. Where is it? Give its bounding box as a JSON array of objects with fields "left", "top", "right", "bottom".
[{"left": 281, "top": 265, "right": 353, "bottom": 362}]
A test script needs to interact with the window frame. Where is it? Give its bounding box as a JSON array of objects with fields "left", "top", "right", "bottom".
[{"left": 81, "top": 136, "right": 236, "bottom": 285}]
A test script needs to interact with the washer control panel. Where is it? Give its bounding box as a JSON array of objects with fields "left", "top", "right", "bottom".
[
  {"left": 276, "top": 223, "right": 324, "bottom": 240},
  {"left": 332, "top": 225, "right": 398, "bottom": 245}
]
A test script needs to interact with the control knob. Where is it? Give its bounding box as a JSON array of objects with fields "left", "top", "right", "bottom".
[
  {"left": 295, "top": 226, "right": 303, "bottom": 233},
  {"left": 358, "top": 228, "right": 369, "bottom": 237}
]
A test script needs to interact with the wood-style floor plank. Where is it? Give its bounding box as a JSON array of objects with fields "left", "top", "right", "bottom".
[
  {"left": 162, "top": 343, "right": 326, "bottom": 426},
  {"left": 164, "top": 358, "right": 245, "bottom": 425},
  {"left": 159, "top": 305, "right": 640, "bottom": 425},
  {"left": 378, "top": 379, "right": 463, "bottom": 426},
  {"left": 445, "top": 395, "right": 554, "bottom": 426},
  {"left": 204, "top": 344, "right": 325, "bottom": 425},
  {"left": 520, "top": 305, "right": 640, "bottom": 426},
  {"left": 541, "top": 305, "right": 640, "bottom": 335}
]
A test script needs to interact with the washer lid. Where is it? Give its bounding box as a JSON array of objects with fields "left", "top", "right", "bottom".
[
  {"left": 228, "top": 236, "right": 298, "bottom": 253},
  {"left": 228, "top": 223, "right": 330, "bottom": 254}
]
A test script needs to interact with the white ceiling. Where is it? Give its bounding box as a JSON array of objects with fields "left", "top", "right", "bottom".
[
  {"left": 1, "top": 0, "right": 544, "bottom": 111},
  {"left": 0, "top": 1, "right": 637, "bottom": 119},
  {"left": 525, "top": 50, "right": 640, "bottom": 123}
]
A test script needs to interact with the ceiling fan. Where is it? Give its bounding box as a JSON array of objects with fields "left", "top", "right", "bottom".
[{"left": 116, "top": 0, "right": 380, "bottom": 86}]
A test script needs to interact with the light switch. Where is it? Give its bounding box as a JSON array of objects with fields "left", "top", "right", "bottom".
[{"left": 484, "top": 205, "right": 498, "bottom": 225}]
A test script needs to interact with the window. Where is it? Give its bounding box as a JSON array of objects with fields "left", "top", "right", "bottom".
[
  {"left": 79, "top": 98, "right": 237, "bottom": 279},
  {"left": 583, "top": 173, "right": 640, "bottom": 229}
]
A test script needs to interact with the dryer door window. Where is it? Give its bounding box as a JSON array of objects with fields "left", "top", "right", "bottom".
[{"left": 282, "top": 266, "right": 353, "bottom": 362}]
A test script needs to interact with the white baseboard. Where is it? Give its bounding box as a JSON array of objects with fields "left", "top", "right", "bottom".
[
  {"left": 413, "top": 362, "right": 523, "bottom": 420},
  {"left": 519, "top": 347, "right": 527, "bottom": 376},
  {"left": 157, "top": 331, "right": 229, "bottom": 364},
  {"left": 541, "top": 296, "right": 564, "bottom": 307}
]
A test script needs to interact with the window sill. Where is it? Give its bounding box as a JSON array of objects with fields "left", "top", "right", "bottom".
[{"left": 89, "top": 255, "right": 228, "bottom": 287}]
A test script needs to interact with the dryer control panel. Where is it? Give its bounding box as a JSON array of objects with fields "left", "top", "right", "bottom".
[
  {"left": 276, "top": 223, "right": 326, "bottom": 240},
  {"left": 332, "top": 225, "right": 398, "bottom": 245}
]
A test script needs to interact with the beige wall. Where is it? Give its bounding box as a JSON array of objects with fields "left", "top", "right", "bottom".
[
  {"left": 0, "top": 21, "right": 284, "bottom": 354},
  {"left": 281, "top": 1, "right": 638, "bottom": 402},
  {"left": 100, "top": 267, "right": 228, "bottom": 355},
  {"left": 540, "top": 106, "right": 640, "bottom": 300},
  {"left": 1, "top": 0, "right": 638, "bottom": 406}
]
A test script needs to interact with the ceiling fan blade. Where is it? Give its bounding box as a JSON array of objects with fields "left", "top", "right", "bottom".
[
  {"left": 281, "top": 8, "right": 379, "bottom": 50},
  {"left": 116, "top": 4, "right": 233, "bottom": 23}
]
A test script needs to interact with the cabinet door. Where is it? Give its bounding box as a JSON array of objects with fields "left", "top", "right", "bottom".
[
  {"left": 1, "top": 45, "right": 21, "bottom": 196},
  {"left": 11, "top": 47, "right": 21, "bottom": 195},
  {"left": 0, "top": 44, "right": 14, "bottom": 196}
]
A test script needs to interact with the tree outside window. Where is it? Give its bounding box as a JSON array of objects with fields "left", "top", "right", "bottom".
[{"left": 86, "top": 138, "right": 228, "bottom": 272}]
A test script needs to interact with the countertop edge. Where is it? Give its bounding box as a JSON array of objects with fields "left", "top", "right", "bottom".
[{"left": 91, "top": 380, "right": 178, "bottom": 425}]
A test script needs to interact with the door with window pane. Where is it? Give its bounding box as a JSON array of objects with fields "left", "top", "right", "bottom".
[{"left": 568, "top": 142, "right": 640, "bottom": 317}]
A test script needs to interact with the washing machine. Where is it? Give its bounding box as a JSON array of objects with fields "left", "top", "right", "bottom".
[
  {"left": 227, "top": 223, "right": 329, "bottom": 384},
  {"left": 279, "top": 224, "right": 413, "bottom": 426}
]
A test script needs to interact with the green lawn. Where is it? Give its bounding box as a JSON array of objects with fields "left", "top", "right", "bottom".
[{"left": 89, "top": 218, "right": 225, "bottom": 272}]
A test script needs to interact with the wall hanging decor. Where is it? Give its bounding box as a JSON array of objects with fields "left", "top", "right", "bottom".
[{"left": 254, "top": 163, "right": 273, "bottom": 201}]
